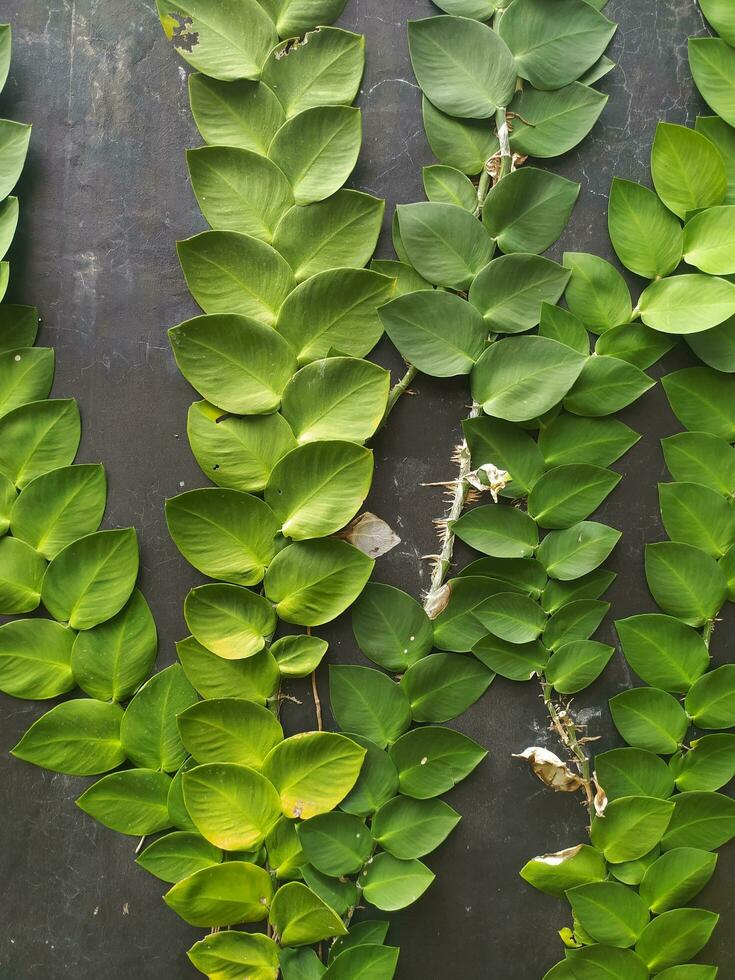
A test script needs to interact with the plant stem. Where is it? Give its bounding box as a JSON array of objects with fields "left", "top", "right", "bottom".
[
  {"left": 703, "top": 618, "right": 716, "bottom": 649},
  {"left": 542, "top": 681, "right": 596, "bottom": 820},
  {"left": 307, "top": 625, "right": 323, "bottom": 731},
  {"left": 474, "top": 169, "right": 491, "bottom": 217},
  {"left": 385, "top": 363, "right": 417, "bottom": 420},
  {"left": 495, "top": 106, "right": 512, "bottom": 180},
  {"left": 423, "top": 401, "right": 482, "bottom": 613}
]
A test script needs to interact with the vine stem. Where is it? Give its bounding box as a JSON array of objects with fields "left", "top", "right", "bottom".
[
  {"left": 307, "top": 626, "right": 323, "bottom": 731},
  {"left": 423, "top": 401, "right": 482, "bottom": 613},
  {"left": 377, "top": 363, "right": 417, "bottom": 433},
  {"left": 542, "top": 682, "right": 596, "bottom": 820}
]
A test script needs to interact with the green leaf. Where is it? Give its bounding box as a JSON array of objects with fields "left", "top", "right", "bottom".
[
  {"left": 686, "top": 664, "right": 735, "bottom": 729},
  {"left": 528, "top": 464, "right": 620, "bottom": 529},
  {"left": 459, "top": 555, "right": 547, "bottom": 597},
  {"left": 468, "top": 254, "right": 570, "bottom": 333},
  {"left": 177, "top": 232, "right": 295, "bottom": 325},
  {"left": 70, "top": 590, "right": 156, "bottom": 701},
  {"left": 498, "top": 0, "right": 615, "bottom": 91},
  {"left": 683, "top": 205, "right": 735, "bottom": 275},
  {"left": 652, "top": 122, "right": 727, "bottom": 219},
  {"left": 121, "top": 664, "right": 197, "bottom": 771},
  {"left": 563, "top": 252, "right": 632, "bottom": 332},
  {"left": 464, "top": 416, "right": 546, "bottom": 498},
  {"left": 473, "top": 634, "right": 547, "bottom": 681},
  {"left": 188, "top": 931, "right": 279, "bottom": 980},
  {"left": 564, "top": 355, "right": 654, "bottom": 416},
  {"left": 432, "top": 576, "right": 519, "bottom": 652},
  {"left": 590, "top": 795, "right": 675, "bottom": 863},
  {"left": 303, "top": 867, "right": 358, "bottom": 915},
  {"left": 696, "top": 115, "right": 735, "bottom": 206},
  {"left": 396, "top": 202, "right": 495, "bottom": 289},
  {"left": 274, "top": 190, "right": 383, "bottom": 283},
  {"left": 170, "top": 314, "right": 296, "bottom": 414},
  {"left": 0, "top": 305, "right": 38, "bottom": 354},
  {"left": 635, "top": 908, "right": 719, "bottom": 973},
  {"left": 262, "top": 28, "right": 364, "bottom": 118},
  {"left": 184, "top": 583, "right": 277, "bottom": 659},
  {"left": 77, "top": 768, "right": 172, "bottom": 834},
  {"left": 595, "top": 747, "right": 674, "bottom": 801},
  {"left": 670, "top": 734, "right": 735, "bottom": 792},
  {"left": 177, "top": 697, "right": 282, "bottom": 767},
  {"left": 520, "top": 844, "right": 606, "bottom": 897},
  {"left": 41, "top": 528, "right": 138, "bottom": 630},
  {"left": 0, "top": 347, "right": 53, "bottom": 418},
  {"left": 401, "top": 652, "right": 493, "bottom": 722},
  {"left": 476, "top": 592, "right": 547, "bottom": 643},
  {"left": 269, "top": 106, "right": 361, "bottom": 206},
  {"left": 298, "top": 811, "right": 372, "bottom": 876},
  {"left": 280, "top": 946, "right": 326, "bottom": 980},
  {"left": 608, "top": 848, "right": 660, "bottom": 887},
  {"left": 137, "top": 832, "right": 222, "bottom": 884},
  {"left": 184, "top": 762, "right": 281, "bottom": 850},
  {"left": 269, "top": 882, "right": 346, "bottom": 946},
  {"left": 187, "top": 146, "right": 292, "bottom": 243},
  {"left": 10, "top": 463, "right": 105, "bottom": 560},
  {"left": 609, "top": 687, "right": 688, "bottom": 754},
  {"left": 271, "top": 635, "right": 328, "bottom": 679},
  {"left": 165, "top": 861, "right": 273, "bottom": 927},
  {"left": 329, "top": 665, "right": 410, "bottom": 748},
  {"left": 649, "top": 969, "right": 717, "bottom": 980},
  {"left": 352, "top": 583, "right": 433, "bottom": 672},
  {"left": 276, "top": 268, "right": 394, "bottom": 364},
  {"left": 537, "top": 521, "right": 620, "bottom": 581},
  {"left": 370, "top": 259, "right": 432, "bottom": 296},
  {"left": 0, "top": 24, "right": 10, "bottom": 95},
  {"left": 188, "top": 74, "right": 284, "bottom": 155},
  {"left": 263, "top": 731, "right": 366, "bottom": 820},
  {"left": 663, "top": 367, "right": 735, "bottom": 439},
  {"left": 699, "top": 0, "right": 735, "bottom": 43},
  {"left": 264, "top": 539, "right": 373, "bottom": 627},
  {"left": 567, "top": 881, "right": 649, "bottom": 948},
  {"left": 379, "top": 289, "right": 486, "bottom": 377},
  {"left": 361, "top": 853, "right": 434, "bottom": 911},
  {"left": 638, "top": 274, "right": 735, "bottom": 335},
  {"left": 339, "top": 733, "right": 399, "bottom": 817},
  {"left": 659, "top": 481, "right": 735, "bottom": 557},
  {"left": 539, "top": 303, "right": 589, "bottom": 355},
  {"left": 543, "top": 598, "right": 609, "bottom": 650},
  {"left": 595, "top": 321, "right": 675, "bottom": 370},
  {"left": 388, "top": 726, "right": 486, "bottom": 799},
  {"left": 187, "top": 400, "right": 296, "bottom": 493},
  {"left": 686, "top": 315, "right": 735, "bottom": 372},
  {"left": 275, "top": 0, "right": 348, "bottom": 37},
  {"left": 471, "top": 336, "right": 586, "bottom": 422},
  {"left": 430, "top": 0, "right": 496, "bottom": 18},
  {"left": 157, "top": 0, "right": 276, "bottom": 80},
  {"left": 542, "top": 571, "right": 614, "bottom": 614},
  {"left": 608, "top": 177, "right": 683, "bottom": 278},
  {"left": 453, "top": 504, "right": 539, "bottom": 558},
  {"left": 539, "top": 415, "right": 639, "bottom": 469},
  {"left": 483, "top": 168, "right": 580, "bottom": 254},
  {"left": 545, "top": 640, "right": 613, "bottom": 694},
  {"left": 265, "top": 441, "right": 372, "bottom": 541},
  {"left": 166, "top": 488, "right": 277, "bottom": 585},
  {"left": 508, "top": 83, "right": 607, "bottom": 158},
  {"left": 616, "top": 614, "right": 710, "bottom": 693},
  {"left": 662, "top": 432, "right": 735, "bottom": 494},
  {"left": 422, "top": 96, "right": 498, "bottom": 175},
  {"left": 662, "top": 790, "right": 735, "bottom": 851},
  {"left": 0, "top": 536, "right": 44, "bottom": 614},
  {"left": 0, "top": 618, "right": 74, "bottom": 699},
  {"left": 645, "top": 541, "right": 727, "bottom": 626},
  {"left": 408, "top": 16, "right": 516, "bottom": 119},
  {"left": 324, "top": 945, "right": 399, "bottom": 980},
  {"left": 12, "top": 698, "right": 123, "bottom": 775},
  {"left": 177, "top": 635, "right": 279, "bottom": 703},
  {"left": 690, "top": 37, "right": 735, "bottom": 129},
  {"left": 639, "top": 847, "right": 717, "bottom": 914},
  {"left": 423, "top": 164, "right": 477, "bottom": 211},
  {"left": 0, "top": 398, "right": 80, "bottom": 488},
  {"left": 372, "top": 796, "right": 459, "bottom": 861},
  {"left": 567, "top": 946, "right": 648, "bottom": 980},
  {"left": 0, "top": 119, "right": 30, "bottom": 200}
]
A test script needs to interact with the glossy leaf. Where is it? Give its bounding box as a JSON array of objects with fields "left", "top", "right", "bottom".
[
  {"left": 330, "top": 665, "right": 410, "bottom": 748},
  {"left": 0, "top": 398, "right": 80, "bottom": 489},
  {"left": 537, "top": 521, "right": 620, "bottom": 581},
  {"left": 184, "top": 762, "right": 281, "bottom": 850},
  {"left": 137, "top": 832, "right": 222, "bottom": 884},
  {"left": 638, "top": 274, "right": 735, "bottom": 335},
  {"left": 177, "top": 635, "right": 278, "bottom": 703},
  {"left": 645, "top": 541, "right": 727, "bottom": 626},
  {"left": 271, "top": 634, "right": 328, "bottom": 679},
  {"left": 0, "top": 119, "right": 30, "bottom": 199},
  {"left": 77, "top": 769, "right": 172, "bottom": 835},
  {"left": 635, "top": 908, "right": 719, "bottom": 973},
  {"left": 670, "top": 734, "right": 735, "bottom": 793},
  {"left": 609, "top": 687, "right": 689, "bottom": 754},
  {"left": 567, "top": 881, "right": 648, "bottom": 948},
  {"left": 401, "top": 652, "right": 493, "bottom": 722},
  {"left": 388, "top": 726, "right": 486, "bottom": 799},
  {"left": 422, "top": 96, "right": 498, "bottom": 174},
  {"left": 595, "top": 747, "right": 675, "bottom": 801},
  {"left": 298, "top": 811, "right": 372, "bottom": 876},
  {"left": 473, "top": 634, "right": 547, "bottom": 681},
  {"left": 543, "top": 599, "right": 609, "bottom": 650},
  {"left": 608, "top": 177, "right": 683, "bottom": 279},
  {"left": 662, "top": 790, "right": 735, "bottom": 851},
  {"left": 483, "top": 168, "right": 579, "bottom": 254},
  {"left": 662, "top": 367, "right": 735, "bottom": 440},
  {"left": 508, "top": 83, "right": 607, "bottom": 158},
  {"left": 0, "top": 305, "right": 38, "bottom": 354},
  {"left": 361, "top": 853, "right": 434, "bottom": 911},
  {"left": 528, "top": 464, "right": 620, "bottom": 529},
  {"left": 188, "top": 931, "right": 279, "bottom": 980},
  {"left": 659, "top": 481, "right": 735, "bottom": 557},
  {"left": 11, "top": 698, "right": 123, "bottom": 776},
  {"left": 188, "top": 74, "right": 285, "bottom": 155},
  {"left": 652, "top": 122, "right": 726, "bottom": 219},
  {"left": 178, "top": 697, "right": 282, "bottom": 768},
  {"left": 689, "top": 38, "right": 735, "bottom": 128},
  {"left": 520, "top": 844, "right": 607, "bottom": 897},
  {"left": 184, "top": 583, "right": 277, "bottom": 660},
  {"left": 590, "top": 795, "right": 674, "bottom": 863},
  {"left": 121, "top": 664, "right": 197, "bottom": 771},
  {"left": 0, "top": 536, "right": 44, "bottom": 614},
  {"left": 0, "top": 618, "right": 74, "bottom": 699},
  {"left": 538, "top": 303, "right": 589, "bottom": 355},
  {"left": 464, "top": 416, "right": 545, "bottom": 498},
  {"left": 639, "top": 847, "right": 717, "bottom": 914},
  {"left": 340, "top": 733, "right": 399, "bottom": 817},
  {"left": 423, "top": 164, "right": 477, "bottom": 211},
  {"left": 662, "top": 431, "right": 735, "bottom": 494},
  {"left": 595, "top": 321, "right": 675, "bottom": 370},
  {"left": 468, "top": 254, "right": 570, "bottom": 333},
  {"left": 564, "top": 355, "right": 653, "bottom": 416},
  {"left": 269, "top": 882, "right": 346, "bottom": 946},
  {"left": 395, "top": 202, "right": 494, "bottom": 289},
  {"left": 615, "top": 614, "right": 710, "bottom": 693},
  {"left": 352, "top": 583, "right": 433, "bottom": 672},
  {"left": 453, "top": 504, "right": 539, "bottom": 558},
  {"left": 685, "top": 664, "right": 735, "bottom": 729},
  {"left": 563, "top": 252, "right": 632, "bottom": 332},
  {"left": 545, "top": 640, "right": 613, "bottom": 694},
  {"left": 165, "top": 861, "right": 273, "bottom": 927},
  {"left": 275, "top": 0, "right": 349, "bottom": 40},
  {"left": 539, "top": 415, "right": 639, "bottom": 469}
]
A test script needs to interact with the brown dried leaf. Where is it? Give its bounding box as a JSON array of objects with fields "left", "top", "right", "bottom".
[
  {"left": 337, "top": 512, "right": 401, "bottom": 559},
  {"left": 513, "top": 746, "right": 584, "bottom": 792}
]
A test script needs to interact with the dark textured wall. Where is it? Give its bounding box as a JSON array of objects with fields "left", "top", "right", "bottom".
[{"left": 1, "top": 1, "right": 733, "bottom": 977}]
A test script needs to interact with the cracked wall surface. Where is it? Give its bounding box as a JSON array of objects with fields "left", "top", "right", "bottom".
[{"left": 1, "top": 1, "right": 733, "bottom": 977}]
